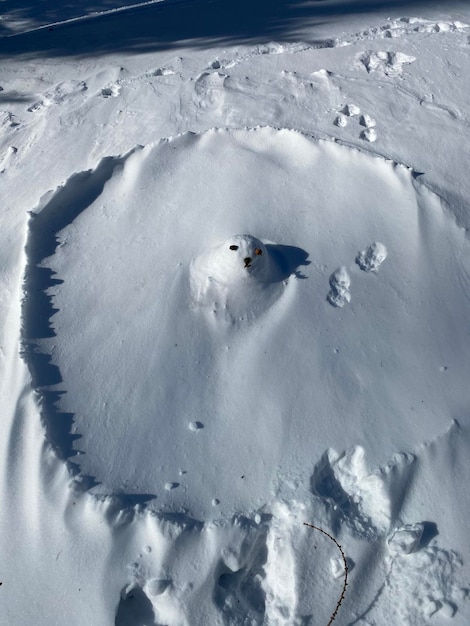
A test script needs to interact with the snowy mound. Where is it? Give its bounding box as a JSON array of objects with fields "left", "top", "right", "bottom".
[
  {"left": 23, "top": 127, "right": 470, "bottom": 523},
  {"left": 190, "top": 234, "right": 286, "bottom": 322}
]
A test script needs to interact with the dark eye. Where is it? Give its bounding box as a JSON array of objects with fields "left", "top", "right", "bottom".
[
  {"left": 229, "top": 245, "right": 239, "bottom": 251},
  {"left": 255, "top": 248, "right": 263, "bottom": 256}
]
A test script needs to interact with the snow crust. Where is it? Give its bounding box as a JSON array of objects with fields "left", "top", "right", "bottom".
[{"left": 1, "top": 2, "right": 470, "bottom": 625}]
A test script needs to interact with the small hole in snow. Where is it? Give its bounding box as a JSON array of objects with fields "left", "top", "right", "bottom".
[{"left": 229, "top": 245, "right": 239, "bottom": 251}]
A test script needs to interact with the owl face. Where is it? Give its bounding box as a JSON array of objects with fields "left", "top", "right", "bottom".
[
  {"left": 224, "top": 235, "right": 267, "bottom": 276},
  {"left": 190, "top": 234, "right": 281, "bottom": 321}
]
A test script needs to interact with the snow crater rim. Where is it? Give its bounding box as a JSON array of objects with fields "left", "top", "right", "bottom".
[{"left": 18, "top": 126, "right": 468, "bottom": 516}]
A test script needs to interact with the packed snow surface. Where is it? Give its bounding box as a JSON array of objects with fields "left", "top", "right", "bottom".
[{"left": 1, "top": 1, "right": 470, "bottom": 626}]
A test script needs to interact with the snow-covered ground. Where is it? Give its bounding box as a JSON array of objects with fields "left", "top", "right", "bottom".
[{"left": 1, "top": 1, "right": 470, "bottom": 625}]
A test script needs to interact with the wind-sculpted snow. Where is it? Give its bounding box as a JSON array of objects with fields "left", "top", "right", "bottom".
[
  {"left": 21, "top": 149, "right": 140, "bottom": 476},
  {"left": 4, "top": 9, "right": 470, "bottom": 622},
  {"left": 21, "top": 127, "right": 470, "bottom": 528}
]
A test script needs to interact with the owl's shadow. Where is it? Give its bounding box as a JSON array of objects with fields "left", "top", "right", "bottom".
[{"left": 266, "top": 243, "right": 310, "bottom": 280}]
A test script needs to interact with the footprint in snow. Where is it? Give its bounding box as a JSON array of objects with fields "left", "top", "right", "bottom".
[
  {"left": 152, "top": 67, "right": 176, "bottom": 77},
  {"left": 334, "top": 113, "right": 348, "bottom": 127},
  {"left": 28, "top": 97, "right": 54, "bottom": 112},
  {"left": 360, "top": 128, "right": 377, "bottom": 142},
  {"left": 0, "top": 145, "right": 17, "bottom": 173},
  {"left": 27, "top": 80, "right": 88, "bottom": 112},
  {"left": 165, "top": 482, "right": 179, "bottom": 490},
  {"left": 387, "top": 523, "right": 425, "bottom": 555},
  {"left": 359, "top": 114, "right": 377, "bottom": 142},
  {"left": 1, "top": 111, "right": 19, "bottom": 129},
  {"left": 358, "top": 50, "right": 416, "bottom": 76},
  {"left": 311, "top": 445, "right": 391, "bottom": 539},
  {"left": 356, "top": 242, "right": 388, "bottom": 272},
  {"left": 342, "top": 103, "right": 361, "bottom": 117},
  {"left": 101, "top": 83, "right": 121, "bottom": 98},
  {"left": 334, "top": 105, "right": 379, "bottom": 141},
  {"left": 207, "top": 58, "right": 236, "bottom": 71},
  {"left": 360, "top": 114, "right": 376, "bottom": 128},
  {"left": 327, "top": 266, "right": 351, "bottom": 308}
]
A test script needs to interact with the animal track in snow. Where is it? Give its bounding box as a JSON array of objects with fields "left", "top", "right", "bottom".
[
  {"left": 333, "top": 104, "right": 380, "bottom": 142},
  {"left": 360, "top": 127, "right": 377, "bottom": 142},
  {"left": 356, "top": 242, "right": 388, "bottom": 272},
  {"left": 360, "top": 114, "right": 376, "bottom": 128},
  {"left": 0, "top": 145, "right": 17, "bottom": 173},
  {"left": 206, "top": 42, "right": 314, "bottom": 72},
  {"left": 381, "top": 540, "right": 465, "bottom": 623},
  {"left": 311, "top": 446, "right": 391, "bottom": 539},
  {"left": 164, "top": 482, "right": 179, "bottom": 491},
  {"left": 341, "top": 17, "right": 468, "bottom": 46},
  {"left": 358, "top": 50, "right": 416, "bottom": 76},
  {"left": 309, "top": 434, "right": 468, "bottom": 624},
  {"left": 27, "top": 80, "right": 87, "bottom": 112},
  {"left": 263, "top": 503, "right": 298, "bottom": 624},
  {"left": 207, "top": 58, "right": 237, "bottom": 71},
  {"left": 214, "top": 522, "right": 268, "bottom": 625},
  {"left": 207, "top": 18, "right": 467, "bottom": 68},
  {"left": 0, "top": 111, "right": 20, "bottom": 129},
  {"left": 152, "top": 67, "right": 176, "bottom": 77},
  {"left": 380, "top": 16, "right": 468, "bottom": 38},
  {"left": 334, "top": 113, "right": 348, "bottom": 127},
  {"left": 327, "top": 266, "right": 351, "bottom": 308},
  {"left": 359, "top": 115, "right": 377, "bottom": 141},
  {"left": 101, "top": 82, "right": 121, "bottom": 98},
  {"left": 194, "top": 70, "right": 227, "bottom": 91},
  {"left": 342, "top": 103, "right": 361, "bottom": 117},
  {"left": 387, "top": 523, "right": 424, "bottom": 555}
]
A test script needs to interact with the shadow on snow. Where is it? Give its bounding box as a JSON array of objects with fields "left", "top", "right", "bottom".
[
  {"left": 20, "top": 148, "right": 154, "bottom": 501},
  {"left": 0, "top": 0, "right": 442, "bottom": 59}
]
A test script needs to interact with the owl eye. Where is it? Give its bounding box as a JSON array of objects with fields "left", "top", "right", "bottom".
[
  {"left": 229, "top": 245, "right": 239, "bottom": 251},
  {"left": 255, "top": 248, "right": 263, "bottom": 256}
]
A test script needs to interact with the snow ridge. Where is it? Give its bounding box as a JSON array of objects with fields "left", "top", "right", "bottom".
[{"left": 20, "top": 149, "right": 139, "bottom": 479}]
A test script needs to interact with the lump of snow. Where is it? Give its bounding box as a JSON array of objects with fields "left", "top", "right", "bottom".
[
  {"left": 164, "top": 482, "right": 180, "bottom": 491},
  {"left": 360, "top": 114, "right": 376, "bottom": 128},
  {"left": 387, "top": 523, "right": 424, "bottom": 554},
  {"left": 330, "top": 556, "right": 346, "bottom": 579},
  {"left": 359, "top": 51, "right": 416, "bottom": 76},
  {"left": 190, "top": 234, "right": 286, "bottom": 322},
  {"left": 356, "top": 242, "right": 387, "bottom": 272},
  {"left": 342, "top": 103, "right": 361, "bottom": 116},
  {"left": 360, "top": 128, "right": 377, "bottom": 142},
  {"left": 334, "top": 113, "right": 348, "bottom": 127},
  {"left": 327, "top": 266, "right": 351, "bottom": 308},
  {"left": 192, "top": 234, "right": 270, "bottom": 283}
]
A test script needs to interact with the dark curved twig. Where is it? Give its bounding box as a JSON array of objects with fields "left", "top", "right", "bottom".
[{"left": 304, "top": 522, "right": 349, "bottom": 626}]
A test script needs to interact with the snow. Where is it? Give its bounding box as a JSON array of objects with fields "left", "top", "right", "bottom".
[{"left": 1, "top": 1, "right": 470, "bottom": 625}]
